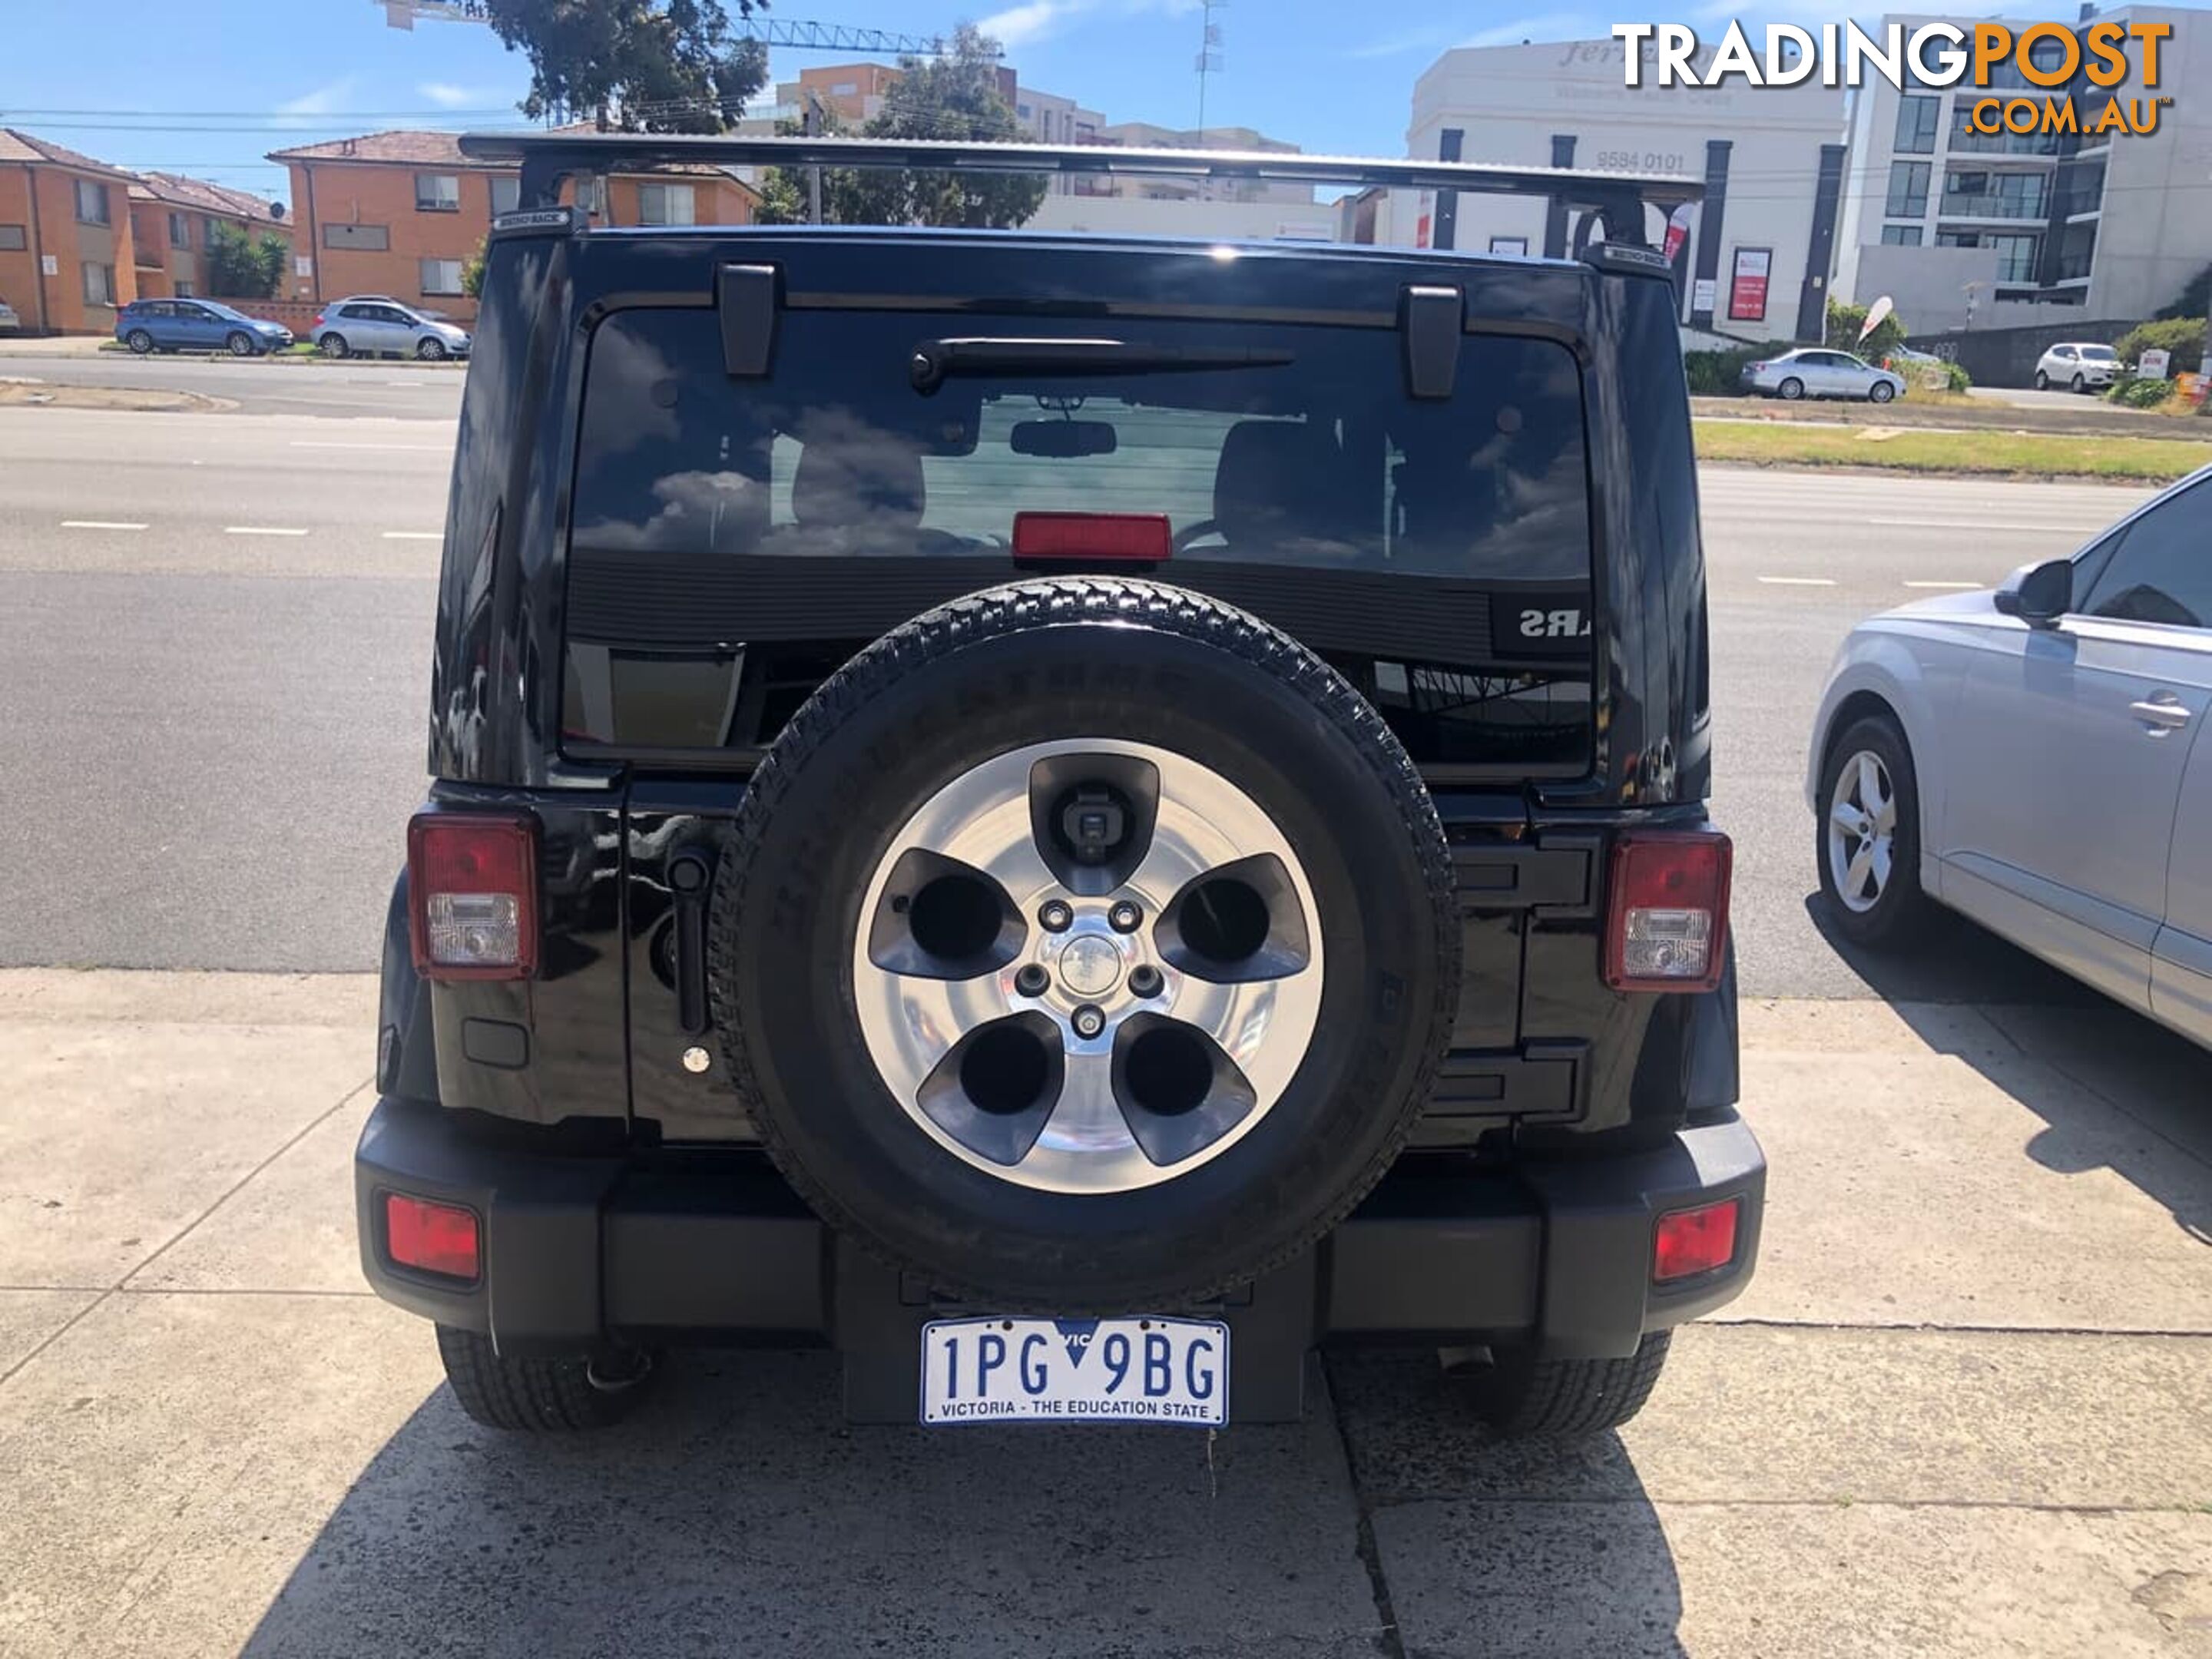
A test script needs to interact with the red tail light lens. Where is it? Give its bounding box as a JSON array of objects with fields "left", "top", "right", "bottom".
[
  {"left": 1604, "top": 830, "right": 1731, "bottom": 992},
  {"left": 407, "top": 812, "right": 538, "bottom": 979},
  {"left": 1654, "top": 1197, "right": 1740, "bottom": 1282},
  {"left": 1013, "top": 511, "right": 1172, "bottom": 563},
  {"left": 310, "top": 313, "right": 324, "bottom": 329},
  {"left": 383, "top": 1192, "right": 481, "bottom": 1280}
]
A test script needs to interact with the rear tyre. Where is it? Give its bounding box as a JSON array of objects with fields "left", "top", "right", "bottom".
[
  {"left": 416, "top": 336, "right": 447, "bottom": 361},
  {"left": 1816, "top": 714, "right": 1929, "bottom": 948},
  {"left": 1869, "top": 380, "right": 1896, "bottom": 404},
  {"left": 319, "top": 333, "right": 349, "bottom": 359},
  {"left": 2035, "top": 370, "right": 2051, "bottom": 390},
  {"left": 126, "top": 329, "right": 153, "bottom": 354},
  {"left": 1778, "top": 376, "right": 1804, "bottom": 400},
  {"left": 225, "top": 330, "right": 253, "bottom": 357},
  {"left": 1457, "top": 1332, "right": 1673, "bottom": 1439},
  {"left": 434, "top": 1325, "right": 656, "bottom": 1432}
]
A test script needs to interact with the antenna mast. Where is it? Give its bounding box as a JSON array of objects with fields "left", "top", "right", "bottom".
[{"left": 1194, "top": 0, "right": 1225, "bottom": 137}]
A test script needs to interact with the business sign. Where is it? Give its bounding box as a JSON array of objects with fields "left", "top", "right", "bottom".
[
  {"left": 1489, "top": 235, "right": 1528, "bottom": 256},
  {"left": 1729, "top": 247, "right": 1772, "bottom": 322},
  {"left": 1693, "top": 277, "right": 1716, "bottom": 314},
  {"left": 2139, "top": 347, "right": 2171, "bottom": 379}
]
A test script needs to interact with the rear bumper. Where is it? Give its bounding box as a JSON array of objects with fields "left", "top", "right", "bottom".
[{"left": 358, "top": 1099, "right": 1763, "bottom": 1416}]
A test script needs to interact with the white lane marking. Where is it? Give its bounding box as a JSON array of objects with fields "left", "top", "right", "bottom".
[
  {"left": 224, "top": 525, "right": 310, "bottom": 537},
  {"left": 288, "top": 440, "right": 450, "bottom": 452},
  {"left": 60, "top": 519, "right": 148, "bottom": 531},
  {"left": 1866, "top": 517, "right": 2089, "bottom": 533},
  {"left": 382, "top": 530, "right": 442, "bottom": 541},
  {"left": 1756, "top": 576, "right": 1838, "bottom": 587},
  {"left": 1903, "top": 580, "right": 1982, "bottom": 589}
]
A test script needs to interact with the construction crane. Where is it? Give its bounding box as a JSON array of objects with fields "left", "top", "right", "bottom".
[{"left": 374, "top": 2, "right": 995, "bottom": 56}]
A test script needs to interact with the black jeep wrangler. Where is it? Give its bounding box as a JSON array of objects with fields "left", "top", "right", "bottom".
[{"left": 358, "top": 134, "right": 1763, "bottom": 1436}]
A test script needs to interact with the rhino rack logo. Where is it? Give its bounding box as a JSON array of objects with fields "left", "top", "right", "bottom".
[
  {"left": 1520, "top": 606, "right": 1592, "bottom": 640},
  {"left": 1490, "top": 592, "right": 1594, "bottom": 659}
]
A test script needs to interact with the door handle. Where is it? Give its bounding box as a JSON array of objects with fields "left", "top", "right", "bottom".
[{"left": 2129, "top": 694, "right": 2192, "bottom": 732}]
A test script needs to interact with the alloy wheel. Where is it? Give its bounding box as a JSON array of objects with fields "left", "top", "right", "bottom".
[
  {"left": 1827, "top": 750, "right": 1897, "bottom": 915},
  {"left": 850, "top": 738, "right": 1323, "bottom": 1194}
]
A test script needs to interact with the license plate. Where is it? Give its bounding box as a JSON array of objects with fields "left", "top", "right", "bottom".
[{"left": 920, "top": 1316, "right": 1230, "bottom": 1426}]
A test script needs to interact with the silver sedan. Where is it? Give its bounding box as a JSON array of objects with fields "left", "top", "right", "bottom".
[
  {"left": 1806, "top": 463, "right": 2212, "bottom": 1048},
  {"left": 1743, "top": 348, "right": 1906, "bottom": 403}
]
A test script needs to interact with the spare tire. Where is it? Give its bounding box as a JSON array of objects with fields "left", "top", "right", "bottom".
[{"left": 709, "top": 578, "right": 1458, "bottom": 1312}]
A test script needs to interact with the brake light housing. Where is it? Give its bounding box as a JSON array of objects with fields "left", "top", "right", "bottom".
[
  {"left": 1604, "top": 830, "right": 1731, "bottom": 993},
  {"left": 1012, "top": 511, "right": 1172, "bottom": 563},
  {"left": 407, "top": 811, "right": 538, "bottom": 979},
  {"left": 382, "top": 1191, "right": 481, "bottom": 1280},
  {"left": 1653, "top": 1197, "right": 1740, "bottom": 1282}
]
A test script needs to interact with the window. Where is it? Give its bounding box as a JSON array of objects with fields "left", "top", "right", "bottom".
[
  {"left": 174, "top": 280, "right": 195, "bottom": 298},
  {"left": 323, "top": 222, "right": 390, "bottom": 251},
  {"left": 165, "top": 211, "right": 187, "bottom": 249},
  {"left": 1988, "top": 234, "right": 2038, "bottom": 283},
  {"left": 2051, "top": 346, "right": 2076, "bottom": 360},
  {"left": 564, "top": 307, "right": 1598, "bottom": 767},
  {"left": 421, "top": 257, "right": 465, "bottom": 295},
  {"left": 416, "top": 174, "right": 462, "bottom": 213},
  {"left": 74, "top": 179, "right": 109, "bottom": 225},
  {"left": 1881, "top": 224, "right": 1924, "bottom": 246},
  {"left": 831, "top": 81, "right": 858, "bottom": 95},
  {"left": 1886, "top": 161, "right": 1929, "bottom": 217},
  {"left": 636, "top": 182, "right": 696, "bottom": 226},
  {"left": 1893, "top": 94, "right": 1939, "bottom": 154},
  {"left": 490, "top": 175, "right": 521, "bottom": 217},
  {"left": 0, "top": 224, "right": 25, "bottom": 251},
  {"left": 2082, "top": 481, "right": 2212, "bottom": 630},
  {"left": 80, "top": 262, "right": 115, "bottom": 306}
]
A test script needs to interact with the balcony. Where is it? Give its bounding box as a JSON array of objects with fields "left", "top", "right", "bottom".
[
  {"left": 1937, "top": 193, "right": 2049, "bottom": 221},
  {"left": 1946, "top": 124, "right": 2059, "bottom": 158}
]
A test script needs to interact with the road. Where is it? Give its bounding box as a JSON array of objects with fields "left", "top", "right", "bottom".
[
  {"left": 0, "top": 388, "right": 2157, "bottom": 999},
  {"left": 0, "top": 349, "right": 463, "bottom": 421}
]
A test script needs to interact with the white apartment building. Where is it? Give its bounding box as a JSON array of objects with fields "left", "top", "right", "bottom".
[
  {"left": 1396, "top": 37, "right": 1848, "bottom": 343},
  {"left": 1835, "top": 5, "right": 2212, "bottom": 329}
]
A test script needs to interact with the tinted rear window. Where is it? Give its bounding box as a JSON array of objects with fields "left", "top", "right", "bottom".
[{"left": 563, "top": 304, "right": 1594, "bottom": 770}]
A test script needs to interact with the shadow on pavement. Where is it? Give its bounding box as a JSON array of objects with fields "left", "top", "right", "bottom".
[
  {"left": 237, "top": 1347, "right": 1684, "bottom": 1658},
  {"left": 1804, "top": 892, "right": 2212, "bottom": 1243}
]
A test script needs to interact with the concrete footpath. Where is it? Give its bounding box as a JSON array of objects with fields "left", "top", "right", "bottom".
[{"left": 1, "top": 972, "right": 2207, "bottom": 1657}]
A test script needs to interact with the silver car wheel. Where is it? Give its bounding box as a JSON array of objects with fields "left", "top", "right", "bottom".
[
  {"left": 1779, "top": 376, "right": 1804, "bottom": 400},
  {"left": 1827, "top": 750, "right": 1897, "bottom": 915},
  {"left": 851, "top": 737, "right": 1324, "bottom": 1195},
  {"left": 417, "top": 336, "right": 446, "bottom": 361},
  {"left": 1869, "top": 380, "right": 1894, "bottom": 403}
]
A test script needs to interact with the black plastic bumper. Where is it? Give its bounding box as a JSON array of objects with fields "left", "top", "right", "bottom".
[{"left": 357, "top": 1098, "right": 1763, "bottom": 1422}]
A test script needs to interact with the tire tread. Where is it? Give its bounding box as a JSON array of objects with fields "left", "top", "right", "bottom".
[
  {"left": 434, "top": 1324, "right": 644, "bottom": 1432},
  {"left": 1468, "top": 1331, "right": 1672, "bottom": 1439}
]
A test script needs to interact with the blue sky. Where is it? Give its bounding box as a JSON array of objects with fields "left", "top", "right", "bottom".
[
  {"left": 2, "top": 0, "right": 2196, "bottom": 206},
  {"left": 0, "top": 0, "right": 1618, "bottom": 205}
]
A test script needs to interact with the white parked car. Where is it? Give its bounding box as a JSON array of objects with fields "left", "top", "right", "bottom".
[
  {"left": 1806, "top": 465, "right": 2212, "bottom": 1046},
  {"left": 2034, "top": 342, "right": 2120, "bottom": 393},
  {"left": 1742, "top": 348, "right": 1906, "bottom": 403},
  {"left": 310, "top": 296, "right": 471, "bottom": 360},
  {"left": 0, "top": 296, "right": 20, "bottom": 332}
]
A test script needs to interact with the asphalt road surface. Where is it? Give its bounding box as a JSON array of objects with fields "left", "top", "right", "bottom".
[
  {"left": 0, "top": 391, "right": 2158, "bottom": 1001},
  {"left": 0, "top": 350, "right": 463, "bottom": 422}
]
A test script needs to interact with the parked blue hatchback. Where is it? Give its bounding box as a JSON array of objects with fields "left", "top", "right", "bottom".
[{"left": 115, "top": 298, "right": 293, "bottom": 357}]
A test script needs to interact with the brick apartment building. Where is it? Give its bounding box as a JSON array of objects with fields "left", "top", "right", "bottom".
[
  {"left": 126, "top": 172, "right": 290, "bottom": 302},
  {"left": 0, "top": 129, "right": 144, "bottom": 334},
  {"left": 268, "top": 130, "right": 760, "bottom": 322}
]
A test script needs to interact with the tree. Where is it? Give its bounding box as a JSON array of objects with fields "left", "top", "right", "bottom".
[
  {"left": 1825, "top": 297, "right": 1907, "bottom": 361},
  {"left": 478, "top": 0, "right": 769, "bottom": 131},
  {"left": 204, "top": 220, "right": 287, "bottom": 300},
  {"left": 461, "top": 238, "right": 488, "bottom": 300},
  {"left": 761, "top": 25, "right": 1045, "bottom": 228},
  {"left": 2155, "top": 263, "right": 2212, "bottom": 323}
]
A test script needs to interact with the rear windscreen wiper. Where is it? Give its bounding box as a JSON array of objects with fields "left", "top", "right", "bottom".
[{"left": 909, "top": 337, "right": 1293, "bottom": 393}]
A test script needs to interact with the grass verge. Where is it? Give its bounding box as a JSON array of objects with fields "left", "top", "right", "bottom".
[{"left": 1694, "top": 420, "right": 2212, "bottom": 482}]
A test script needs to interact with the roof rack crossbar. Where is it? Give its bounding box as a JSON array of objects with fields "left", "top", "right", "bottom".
[{"left": 462, "top": 132, "right": 1699, "bottom": 247}]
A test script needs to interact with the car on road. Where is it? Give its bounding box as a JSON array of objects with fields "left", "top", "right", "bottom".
[
  {"left": 311, "top": 296, "right": 470, "bottom": 360},
  {"left": 2034, "top": 342, "right": 2121, "bottom": 393},
  {"left": 1743, "top": 347, "right": 1906, "bottom": 403},
  {"left": 114, "top": 297, "right": 293, "bottom": 356},
  {"left": 355, "top": 132, "right": 1762, "bottom": 1442},
  {"left": 1809, "top": 463, "right": 2212, "bottom": 1048},
  {"left": 0, "top": 296, "right": 20, "bottom": 333}
]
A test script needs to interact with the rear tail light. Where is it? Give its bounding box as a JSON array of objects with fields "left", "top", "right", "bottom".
[
  {"left": 382, "top": 1192, "right": 480, "bottom": 1280},
  {"left": 1604, "top": 830, "right": 1731, "bottom": 993},
  {"left": 1012, "top": 511, "right": 1171, "bottom": 563},
  {"left": 310, "top": 313, "right": 324, "bottom": 329},
  {"left": 1654, "top": 1197, "right": 1740, "bottom": 1282},
  {"left": 406, "top": 811, "right": 538, "bottom": 979}
]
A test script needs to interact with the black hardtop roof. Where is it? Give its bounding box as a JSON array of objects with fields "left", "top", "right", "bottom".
[{"left": 459, "top": 132, "right": 1700, "bottom": 247}]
